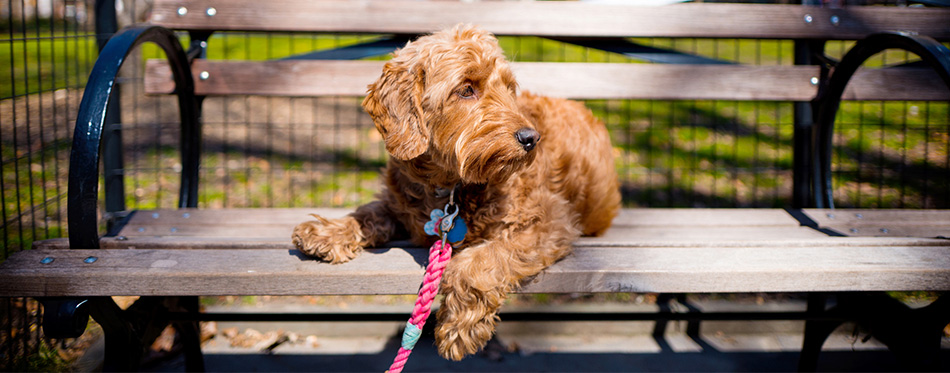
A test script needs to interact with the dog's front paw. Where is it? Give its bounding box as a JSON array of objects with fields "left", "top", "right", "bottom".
[
  {"left": 435, "top": 292, "right": 499, "bottom": 361},
  {"left": 292, "top": 215, "right": 365, "bottom": 264}
]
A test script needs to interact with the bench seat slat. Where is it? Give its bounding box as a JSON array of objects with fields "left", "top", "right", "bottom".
[
  {"left": 3, "top": 243, "right": 949, "bottom": 297},
  {"left": 93, "top": 208, "right": 950, "bottom": 242},
  {"left": 33, "top": 234, "right": 946, "bottom": 251},
  {"left": 119, "top": 208, "right": 804, "bottom": 230},
  {"left": 150, "top": 0, "right": 950, "bottom": 40},
  {"left": 111, "top": 207, "right": 950, "bottom": 230},
  {"left": 144, "top": 59, "right": 950, "bottom": 101},
  {"left": 10, "top": 209, "right": 948, "bottom": 296}
]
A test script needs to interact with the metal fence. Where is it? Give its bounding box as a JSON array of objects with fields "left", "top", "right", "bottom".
[
  {"left": 2, "top": 0, "right": 948, "bottom": 369},
  {"left": 2, "top": 0, "right": 97, "bottom": 368}
]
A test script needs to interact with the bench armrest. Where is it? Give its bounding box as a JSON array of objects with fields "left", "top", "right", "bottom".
[
  {"left": 811, "top": 32, "right": 950, "bottom": 208},
  {"left": 68, "top": 25, "right": 200, "bottom": 250}
]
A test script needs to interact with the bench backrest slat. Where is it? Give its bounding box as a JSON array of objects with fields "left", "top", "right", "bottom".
[
  {"left": 145, "top": 59, "right": 950, "bottom": 101},
  {"left": 150, "top": 0, "right": 950, "bottom": 40}
]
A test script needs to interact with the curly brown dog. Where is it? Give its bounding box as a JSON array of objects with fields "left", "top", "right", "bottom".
[{"left": 293, "top": 24, "right": 621, "bottom": 360}]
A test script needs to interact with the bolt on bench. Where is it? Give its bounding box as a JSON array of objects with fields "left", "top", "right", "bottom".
[{"left": 2, "top": 0, "right": 950, "bottom": 371}]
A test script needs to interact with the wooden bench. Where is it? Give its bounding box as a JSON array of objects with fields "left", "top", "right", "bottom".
[{"left": 2, "top": 0, "right": 950, "bottom": 371}]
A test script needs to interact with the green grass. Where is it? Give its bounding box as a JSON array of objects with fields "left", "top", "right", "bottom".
[{"left": 1, "top": 32, "right": 97, "bottom": 98}]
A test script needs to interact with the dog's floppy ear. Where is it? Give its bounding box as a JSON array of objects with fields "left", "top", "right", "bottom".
[{"left": 362, "top": 54, "right": 428, "bottom": 160}]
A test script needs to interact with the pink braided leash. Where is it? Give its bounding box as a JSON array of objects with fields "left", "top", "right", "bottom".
[
  {"left": 388, "top": 239, "right": 452, "bottom": 373},
  {"left": 388, "top": 187, "right": 465, "bottom": 373}
]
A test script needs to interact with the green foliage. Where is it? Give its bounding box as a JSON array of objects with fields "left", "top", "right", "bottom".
[{"left": 7, "top": 339, "right": 70, "bottom": 372}]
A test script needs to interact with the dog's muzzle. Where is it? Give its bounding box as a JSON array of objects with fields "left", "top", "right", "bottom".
[{"left": 515, "top": 128, "right": 540, "bottom": 152}]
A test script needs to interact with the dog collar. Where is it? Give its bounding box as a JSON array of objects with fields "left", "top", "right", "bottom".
[{"left": 433, "top": 186, "right": 454, "bottom": 199}]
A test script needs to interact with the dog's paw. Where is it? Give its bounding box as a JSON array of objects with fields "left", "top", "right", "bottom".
[
  {"left": 435, "top": 295, "right": 499, "bottom": 361},
  {"left": 292, "top": 215, "right": 364, "bottom": 264}
]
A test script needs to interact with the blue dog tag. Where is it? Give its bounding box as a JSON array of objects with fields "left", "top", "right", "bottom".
[{"left": 446, "top": 217, "right": 467, "bottom": 244}]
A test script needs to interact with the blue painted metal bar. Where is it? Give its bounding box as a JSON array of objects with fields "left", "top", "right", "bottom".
[
  {"left": 282, "top": 35, "right": 414, "bottom": 61},
  {"left": 552, "top": 37, "right": 734, "bottom": 65}
]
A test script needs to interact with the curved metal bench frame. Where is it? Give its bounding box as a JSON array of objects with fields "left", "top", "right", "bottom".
[
  {"left": 798, "top": 32, "right": 950, "bottom": 371},
  {"left": 811, "top": 31, "right": 950, "bottom": 208},
  {"left": 68, "top": 25, "right": 201, "bottom": 250},
  {"left": 43, "top": 25, "right": 204, "bottom": 371}
]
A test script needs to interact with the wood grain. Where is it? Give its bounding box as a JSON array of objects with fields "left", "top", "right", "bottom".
[
  {"left": 30, "top": 208, "right": 949, "bottom": 247},
  {"left": 3, "top": 242, "right": 949, "bottom": 296},
  {"left": 145, "top": 60, "right": 949, "bottom": 101},
  {"left": 9, "top": 208, "right": 950, "bottom": 297},
  {"left": 149, "top": 0, "right": 950, "bottom": 40},
  {"left": 801, "top": 209, "right": 950, "bottom": 238}
]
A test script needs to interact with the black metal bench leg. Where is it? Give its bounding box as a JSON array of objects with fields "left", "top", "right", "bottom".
[
  {"left": 86, "top": 296, "right": 180, "bottom": 371},
  {"left": 845, "top": 292, "right": 950, "bottom": 371},
  {"left": 798, "top": 294, "right": 842, "bottom": 372},
  {"left": 88, "top": 297, "right": 146, "bottom": 371},
  {"left": 798, "top": 319, "right": 842, "bottom": 371},
  {"left": 174, "top": 296, "right": 206, "bottom": 372}
]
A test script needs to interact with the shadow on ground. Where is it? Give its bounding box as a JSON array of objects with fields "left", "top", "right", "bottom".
[{"left": 147, "top": 332, "right": 949, "bottom": 372}]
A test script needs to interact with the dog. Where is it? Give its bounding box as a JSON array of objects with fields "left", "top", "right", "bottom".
[{"left": 292, "top": 24, "right": 621, "bottom": 360}]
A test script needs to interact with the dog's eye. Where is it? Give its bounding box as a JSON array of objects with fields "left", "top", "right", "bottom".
[{"left": 457, "top": 85, "right": 476, "bottom": 99}]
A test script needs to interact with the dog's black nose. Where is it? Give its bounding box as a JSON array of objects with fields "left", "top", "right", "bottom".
[{"left": 515, "top": 128, "right": 540, "bottom": 152}]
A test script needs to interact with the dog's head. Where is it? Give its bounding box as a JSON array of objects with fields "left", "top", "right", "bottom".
[{"left": 362, "top": 24, "right": 539, "bottom": 185}]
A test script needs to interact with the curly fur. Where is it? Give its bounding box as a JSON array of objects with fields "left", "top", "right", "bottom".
[{"left": 293, "top": 24, "right": 621, "bottom": 360}]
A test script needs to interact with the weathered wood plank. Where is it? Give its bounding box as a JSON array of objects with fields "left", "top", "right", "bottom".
[
  {"left": 117, "top": 208, "right": 950, "bottom": 230},
  {"left": 611, "top": 209, "right": 800, "bottom": 227},
  {"left": 149, "top": 0, "right": 950, "bottom": 40},
  {"left": 26, "top": 208, "right": 946, "bottom": 249},
  {"left": 803, "top": 209, "right": 950, "bottom": 226},
  {"left": 112, "top": 208, "right": 822, "bottom": 241},
  {"left": 509, "top": 63, "right": 820, "bottom": 101},
  {"left": 16, "top": 208, "right": 949, "bottom": 297},
  {"left": 145, "top": 59, "right": 950, "bottom": 101},
  {"left": 802, "top": 209, "right": 950, "bottom": 238},
  {"left": 94, "top": 207, "right": 950, "bottom": 242},
  {"left": 522, "top": 244, "right": 950, "bottom": 294},
  {"left": 121, "top": 208, "right": 803, "bottom": 229},
  {"left": 3, "top": 241, "right": 949, "bottom": 297},
  {"left": 34, "top": 233, "right": 944, "bottom": 251},
  {"left": 144, "top": 60, "right": 383, "bottom": 97}
]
